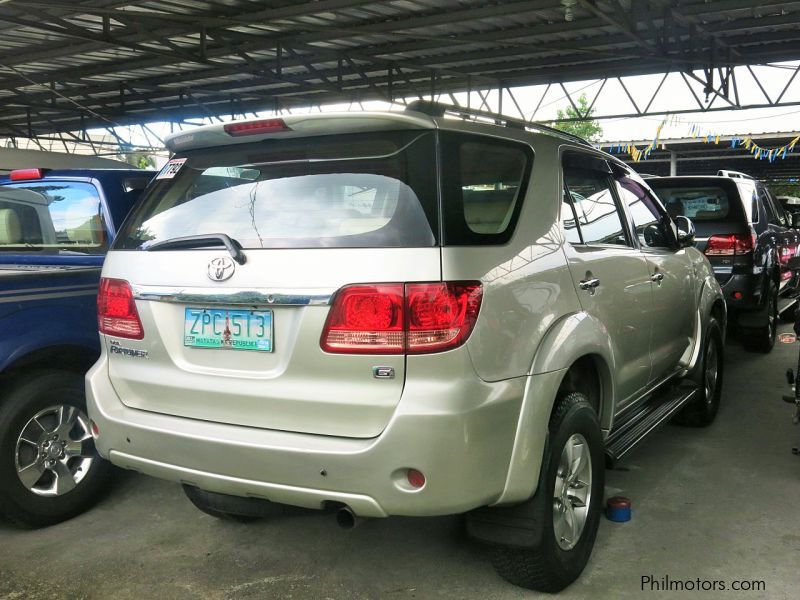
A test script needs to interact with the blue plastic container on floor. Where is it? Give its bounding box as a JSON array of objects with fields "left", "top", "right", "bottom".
[{"left": 606, "top": 496, "right": 632, "bottom": 522}]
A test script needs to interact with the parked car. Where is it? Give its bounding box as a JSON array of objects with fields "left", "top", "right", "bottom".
[
  {"left": 647, "top": 171, "right": 800, "bottom": 352},
  {"left": 86, "top": 107, "right": 725, "bottom": 592},
  {"left": 0, "top": 167, "right": 154, "bottom": 527},
  {"left": 778, "top": 194, "right": 800, "bottom": 218}
]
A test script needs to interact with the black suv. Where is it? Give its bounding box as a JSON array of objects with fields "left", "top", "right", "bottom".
[{"left": 648, "top": 171, "right": 800, "bottom": 353}]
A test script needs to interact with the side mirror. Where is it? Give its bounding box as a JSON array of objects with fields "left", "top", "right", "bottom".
[{"left": 674, "top": 215, "right": 695, "bottom": 248}]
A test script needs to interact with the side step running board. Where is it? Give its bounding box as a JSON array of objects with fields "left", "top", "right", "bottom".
[{"left": 604, "top": 385, "right": 699, "bottom": 463}]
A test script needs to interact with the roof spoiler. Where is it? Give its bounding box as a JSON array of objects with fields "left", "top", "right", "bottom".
[
  {"left": 404, "top": 100, "right": 592, "bottom": 147},
  {"left": 717, "top": 170, "right": 754, "bottom": 180}
]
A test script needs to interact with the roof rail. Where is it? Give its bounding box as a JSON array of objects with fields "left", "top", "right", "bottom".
[
  {"left": 404, "top": 100, "right": 592, "bottom": 147},
  {"left": 717, "top": 169, "right": 755, "bottom": 180}
]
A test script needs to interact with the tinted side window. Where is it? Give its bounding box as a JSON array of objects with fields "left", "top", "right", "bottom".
[
  {"left": 560, "top": 194, "right": 582, "bottom": 244},
  {"left": 734, "top": 181, "right": 759, "bottom": 224},
  {"left": 763, "top": 188, "right": 787, "bottom": 226},
  {"left": 616, "top": 177, "right": 672, "bottom": 248},
  {"left": 563, "top": 166, "right": 629, "bottom": 246},
  {"left": 440, "top": 132, "right": 533, "bottom": 245}
]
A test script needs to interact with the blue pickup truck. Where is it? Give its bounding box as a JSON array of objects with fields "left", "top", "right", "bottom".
[{"left": 0, "top": 167, "right": 154, "bottom": 527}]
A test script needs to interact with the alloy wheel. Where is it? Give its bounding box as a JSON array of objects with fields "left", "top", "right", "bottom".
[
  {"left": 15, "top": 405, "right": 95, "bottom": 497},
  {"left": 553, "top": 433, "right": 593, "bottom": 551},
  {"left": 704, "top": 339, "right": 719, "bottom": 405},
  {"left": 767, "top": 289, "right": 777, "bottom": 345}
]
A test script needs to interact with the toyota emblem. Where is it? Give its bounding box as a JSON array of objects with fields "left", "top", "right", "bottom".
[{"left": 207, "top": 256, "right": 235, "bottom": 282}]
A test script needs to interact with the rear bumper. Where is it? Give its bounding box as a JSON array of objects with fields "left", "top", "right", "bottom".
[
  {"left": 86, "top": 351, "right": 529, "bottom": 518},
  {"left": 717, "top": 271, "right": 762, "bottom": 313},
  {"left": 720, "top": 270, "right": 800, "bottom": 321}
]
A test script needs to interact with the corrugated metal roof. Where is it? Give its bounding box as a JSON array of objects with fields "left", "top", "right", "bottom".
[{"left": 0, "top": 0, "right": 797, "bottom": 134}]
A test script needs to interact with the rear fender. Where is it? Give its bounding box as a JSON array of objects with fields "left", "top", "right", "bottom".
[
  {"left": 494, "top": 311, "right": 615, "bottom": 505},
  {"left": 0, "top": 303, "right": 99, "bottom": 375},
  {"left": 698, "top": 273, "right": 726, "bottom": 335}
]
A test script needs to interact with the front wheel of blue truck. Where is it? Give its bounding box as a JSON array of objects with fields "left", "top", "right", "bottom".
[{"left": 0, "top": 370, "right": 113, "bottom": 528}]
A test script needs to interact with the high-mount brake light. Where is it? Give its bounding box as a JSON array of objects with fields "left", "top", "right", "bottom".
[
  {"left": 320, "top": 282, "right": 483, "bottom": 354},
  {"left": 9, "top": 168, "right": 46, "bottom": 181},
  {"left": 223, "top": 119, "right": 291, "bottom": 137},
  {"left": 705, "top": 232, "right": 756, "bottom": 256},
  {"left": 98, "top": 278, "right": 144, "bottom": 340}
]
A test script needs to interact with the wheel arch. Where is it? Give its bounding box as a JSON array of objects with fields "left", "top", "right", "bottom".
[
  {"left": 695, "top": 271, "right": 727, "bottom": 333},
  {"left": 530, "top": 311, "right": 617, "bottom": 431},
  {"left": 0, "top": 344, "right": 99, "bottom": 401},
  {"left": 554, "top": 353, "right": 614, "bottom": 433},
  {"left": 496, "top": 312, "right": 616, "bottom": 505}
]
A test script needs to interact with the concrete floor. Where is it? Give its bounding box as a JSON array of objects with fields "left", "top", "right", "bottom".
[{"left": 2, "top": 325, "right": 800, "bottom": 600}]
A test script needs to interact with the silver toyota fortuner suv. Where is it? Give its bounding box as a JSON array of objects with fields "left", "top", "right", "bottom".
[{"left": 87, "top": 103, "right": 726, "bottom": 592}]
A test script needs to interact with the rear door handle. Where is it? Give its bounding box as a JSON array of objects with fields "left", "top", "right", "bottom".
[
  {"left": 651, "top": 272, "right": 665, "bottom": 283},
  {"left": 579, "top": 278, "right": 600, "bottom": 291}
]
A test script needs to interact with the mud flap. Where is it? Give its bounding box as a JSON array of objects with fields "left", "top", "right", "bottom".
[
  {"left": 465, "top": 435, "right": 551, "bottom": 548},
  {"left": 737, "top": 301, "right": 769, "bottom": 328}
]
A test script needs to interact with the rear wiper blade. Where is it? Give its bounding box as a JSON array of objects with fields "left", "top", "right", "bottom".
[{"left": 145, "top": 233, "right": 247, "bottom": 265}]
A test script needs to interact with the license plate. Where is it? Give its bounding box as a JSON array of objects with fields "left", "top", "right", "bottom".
[{"left": 183, "top": 308, "right": 273, "bottom": 352}]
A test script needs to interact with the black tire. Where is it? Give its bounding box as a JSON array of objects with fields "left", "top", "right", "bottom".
[
  {"left": 779, "top": 301, "right": 797, "bottom": 323},
  {"left": 490, "top": 392, "right": 604, "bottom": 593},
  {"left": 0, "top": 370, "right": 113, "bottom": 528},
  {"left": 742, "top": 280, "right": 778, "bottom": 353},
  {"left": 674, "top": 318, "right": 724, "bottom": 427}
]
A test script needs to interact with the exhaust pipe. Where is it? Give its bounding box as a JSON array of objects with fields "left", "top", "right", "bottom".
[{"left": 336, "top": 506, "right": 361, "bottom": 530}]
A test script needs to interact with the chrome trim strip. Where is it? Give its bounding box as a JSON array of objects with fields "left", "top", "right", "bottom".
[
  {"left": 0, "top": 289, "right": 98, "bottom": 304},
  {"left": 132, "top": 285, "right": 334, "bottom": 306},
  {"left": 0, "top": 283, "right": 98, "bottom": 297},
  {"left": 712, "top": 266, "right": 733, "bottom": 274},
  {"left": 0, "top": 266, "right": 101, "bottom": 277}
]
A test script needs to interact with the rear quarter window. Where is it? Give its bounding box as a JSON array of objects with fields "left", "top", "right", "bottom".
[{"left": 440, "top": 132, "right": 533, "bottom": 245}]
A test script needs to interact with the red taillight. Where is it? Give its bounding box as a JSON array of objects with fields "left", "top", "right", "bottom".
[
  {"left": 97, "top": 278, "right": 144, "bottom": 339},
  {"left": 705, "top": 233, "right": 755, "bottom": 256},
  {"left": 223, "top": 118, "right": 290, "bottom": 136},
  {"left": 780, "top": 244, "right": 797, "bottom": 265},
  {"left": 320, "top": 284, "right": 404, "bottom": 354},
  {"left": 9, "top": 168, "right": 45, "bottom": 181},
  {"left": 405, "top": 282, "right": 482, "bottom": 353},
  {"left": 320, "top": 282, "right": 483, "bottom": 354}
]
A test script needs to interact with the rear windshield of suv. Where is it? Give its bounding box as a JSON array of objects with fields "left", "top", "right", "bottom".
[
  {"left": 116, "top": 130, "right": 438, "bottom": 250},
  {"left": 647, "top": 181, "right": 742, "bottom": 223}
]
